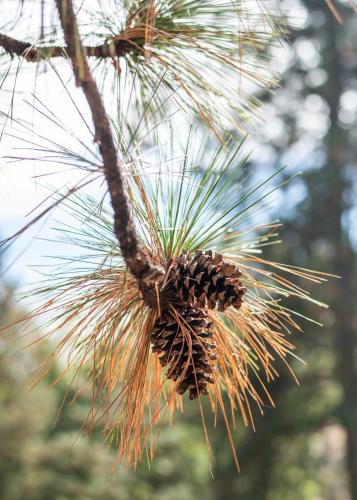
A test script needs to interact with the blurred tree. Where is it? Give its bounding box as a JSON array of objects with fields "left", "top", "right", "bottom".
[
  {"left": 211, "top": 1, "right": 357, "bottom": 499},
  {"left": 0, "top": 1, "right": 355, "bottom": 499},
  {"left": 0, "top": 283, "right": 55, "bottom": 499},
  {"left": 0, "top": 280, "right": 213, "bottom": 500},
  {"left": 275, "top": 3, "right": 357, "bottom": 497}
]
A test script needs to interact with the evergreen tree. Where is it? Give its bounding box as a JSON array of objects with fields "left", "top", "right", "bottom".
[
  {"left": 212, "top": 2, "right": 357, "bottom": 498},
  {"left": 0, "top": 0, "right": 350, "bottom": 494}
]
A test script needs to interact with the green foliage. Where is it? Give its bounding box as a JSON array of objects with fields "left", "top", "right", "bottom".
[
  {"left": 0, "top": 0, "right": 356, "bottom": 498},
  {"left": 0, "top": 0, "right": 283, "bottom": 135},
  {"left": 0, "top": 285, "right": 213, "bottom": 500}
]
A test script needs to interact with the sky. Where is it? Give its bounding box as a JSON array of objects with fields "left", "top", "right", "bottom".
[{"left": 0, "top": 0, "right": 317, "bottom": 290}]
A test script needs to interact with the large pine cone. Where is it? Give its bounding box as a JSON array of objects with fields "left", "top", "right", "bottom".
[
  {"left": 150, "top": 250, "right": 246, "bottom": 399},
  {"left": 151, "top": 307, "right": 216, "bottom": 399},
  {"left": 170, "top": 250, "right": 246, "bottom": 311}
]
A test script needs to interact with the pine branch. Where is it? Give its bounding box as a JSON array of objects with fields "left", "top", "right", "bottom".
[
  {"left": 54, "top": 0, "right": 164, "bottom": 285},
  {"left": 1, "top": 2, "right": 286, "bottom": 133},
  {"left": 0, "top": 32, "right": 136, "bottom": 62}
]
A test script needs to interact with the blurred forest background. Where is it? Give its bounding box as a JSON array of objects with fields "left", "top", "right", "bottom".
[{"left": 1, "top": 0, "right": 357, "bottom": 499}]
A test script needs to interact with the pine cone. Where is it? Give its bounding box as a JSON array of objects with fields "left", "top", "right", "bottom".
[
  {"left": 170, "top": 250, "right": 246, "bottom": 311},
  {"left": 151, "top": 307, "right": 216, "bottom": 399},
  {"left": 150, "top": 250, "right": 246, "bottom": 399}
]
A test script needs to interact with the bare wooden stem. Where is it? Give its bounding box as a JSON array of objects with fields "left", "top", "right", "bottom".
[
  {"left": 0, "top": 32, "right": 136, "bottom": 62},
  {"left": 54, "top": 0, "right": 164, "bottom": 285}
]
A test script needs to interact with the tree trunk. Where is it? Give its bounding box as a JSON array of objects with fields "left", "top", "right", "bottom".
[{"left": 314, "top": 11, "right": 357, "bottom": 498}]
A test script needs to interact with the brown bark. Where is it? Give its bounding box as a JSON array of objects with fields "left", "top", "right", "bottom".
[
  {"left": 0, "top": 32, "right": 136, "bottom": 62},
  {"left": 316, "top": 12, "right": 357, "bottom": 499}
]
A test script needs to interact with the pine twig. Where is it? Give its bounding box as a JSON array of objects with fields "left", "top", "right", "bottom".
[
  {"left": 54, "top": 0, "right": 164, "bottom": 285},
  {"left": 0, "top": 32, "right": 135, "bottom": 62},
  {"left": 324, "top": 0, "right": 343, "bottom": 24}
]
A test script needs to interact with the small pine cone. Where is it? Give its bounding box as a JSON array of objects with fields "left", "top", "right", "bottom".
[
  {"left": 170, "top": 250, "right": 246, "bottom": 312},
  {"left": 151, "top": 307, "right": 216, "bottom": 399}
]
